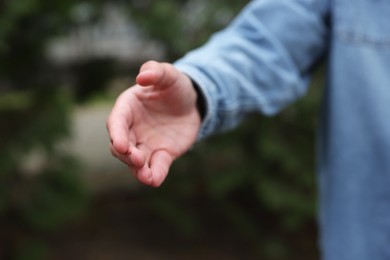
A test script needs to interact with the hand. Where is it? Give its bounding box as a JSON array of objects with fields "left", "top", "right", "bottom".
[{"left": 107, "top": 61, "right": 201, "bottom": 187}]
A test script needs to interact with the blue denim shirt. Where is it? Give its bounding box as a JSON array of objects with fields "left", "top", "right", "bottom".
[{"left": 175, "top": 0, "right": 390, "bottom": 259}]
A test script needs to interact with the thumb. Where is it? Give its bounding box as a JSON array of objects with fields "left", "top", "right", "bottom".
[{"left": 136, "top": 60, "right": 181, "bottom": 90}]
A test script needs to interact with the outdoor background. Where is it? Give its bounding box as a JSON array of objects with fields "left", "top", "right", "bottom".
[{"left": 0, "top": 1, "right": 324, "bottom": 259}]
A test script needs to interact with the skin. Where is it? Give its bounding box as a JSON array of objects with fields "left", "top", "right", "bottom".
[{"left": 106, "top": 60, "right": 202, "bottom": 187}]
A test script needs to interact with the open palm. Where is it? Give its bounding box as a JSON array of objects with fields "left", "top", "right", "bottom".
[{"left": 107, "top": 61, "right": 201, "bottom": 187}]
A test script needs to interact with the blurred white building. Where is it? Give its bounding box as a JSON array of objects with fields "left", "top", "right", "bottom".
[{"left": 47, "top": 4, "right": 165, "bottom": 64}]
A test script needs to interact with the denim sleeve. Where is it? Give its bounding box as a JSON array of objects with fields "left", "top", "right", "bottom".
[{"left": 174, "top": 0, "right": 330, "bottom": 140}]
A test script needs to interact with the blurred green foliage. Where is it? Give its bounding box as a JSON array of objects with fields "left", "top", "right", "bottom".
[
  {"left": 0, "top": 1, "right": 88, "bottom": 259},
  {"left": 126, "top": 0, "right": 249, "bottom": 59}
]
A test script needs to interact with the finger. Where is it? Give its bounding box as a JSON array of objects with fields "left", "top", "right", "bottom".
[
  {"left": 149, "top": 150, "right": 173, "bottom": 187},
  {"left": 110, "top": 142, "right": 130, "bottom": 165},
  {"left": 106, "top": 91, "right": 133, "bottom": 154},
  {"left": 131, "top": 150, "right": 173, "bottom": 187},
  {"left": 136, "top": 60, "right": 161, "bottom": 86},
  {"left": 133, "top": 164, "right": 153, "bottom": 186},
  {"left": 136, "top": 61, "right": 180, "bottom": 90},
  {"left": 110, "top": 140, "right": 147, "bottom": 170},
  {"left": 107, "top": 119, "right": 129, "bottom": 154},
  {"left": 128, "top": 145, "right": 145, "bottom": 168}
]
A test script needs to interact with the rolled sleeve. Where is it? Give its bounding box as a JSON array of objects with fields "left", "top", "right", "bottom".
[{"left": 175, "top": 0, "right": 329, "bottom": 140}]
